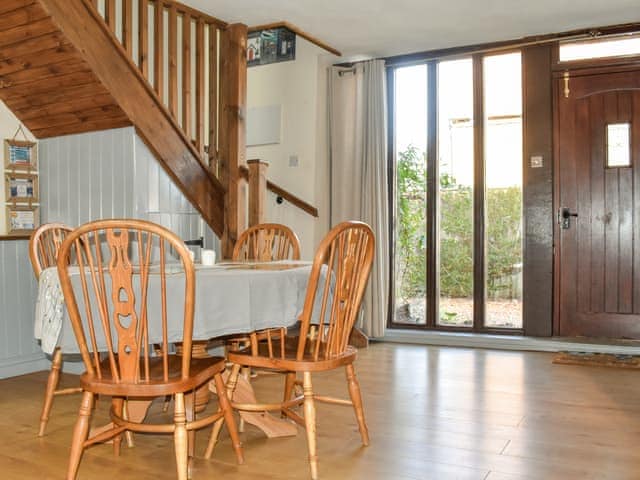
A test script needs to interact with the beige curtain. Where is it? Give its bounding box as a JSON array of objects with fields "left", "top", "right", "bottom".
[{"left": 328, "top": 59, "right": 389, "bottom": 338}]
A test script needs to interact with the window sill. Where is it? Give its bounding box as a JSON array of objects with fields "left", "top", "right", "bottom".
[{"left": 382, "top": 328, "right": 640, "bottom": 354}]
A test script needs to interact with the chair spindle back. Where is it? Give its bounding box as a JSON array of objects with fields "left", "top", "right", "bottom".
[
  {"left": 297, "top": 221, "right": 375, "bottom": 361},
  {"left": 232, "top": 223, "right": 301, "bottom": 262},
  {"left": 57, "top": 219, "right": 195, "bottom": 383},
  {"left": 29, "top": 223, "right": 74, "bottom": 279}
]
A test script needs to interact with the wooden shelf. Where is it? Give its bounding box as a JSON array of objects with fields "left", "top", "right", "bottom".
[{"left": 0, "top": 234, "right": 30, "bottom": 241}]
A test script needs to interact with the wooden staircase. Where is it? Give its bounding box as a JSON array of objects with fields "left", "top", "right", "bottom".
[{"left": 0, "top": 0, "right": 248, "bottom": 239}]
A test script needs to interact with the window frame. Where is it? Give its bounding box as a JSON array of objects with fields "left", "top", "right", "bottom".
[{"left": 386, "top": 50, "right": 525, "bottom": 334}]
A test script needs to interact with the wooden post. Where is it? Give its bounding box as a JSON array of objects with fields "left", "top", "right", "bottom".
[
  {"left": 247, "top": 159, "right": 268, "bottom": 227},
  {"left": 208, "top": 24, "right": 219, "bottom": 174},
  {"left": 219, "top": 23, "right": 248, "bottom": 259}
]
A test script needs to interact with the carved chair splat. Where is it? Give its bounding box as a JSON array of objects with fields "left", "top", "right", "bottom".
[{"left": 57, "top": 219, "right": 243, "bottom": 480}]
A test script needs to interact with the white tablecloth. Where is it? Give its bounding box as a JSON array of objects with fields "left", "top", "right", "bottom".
[{"left": 35, "top": 261, "right": 315, "bottom": 354}]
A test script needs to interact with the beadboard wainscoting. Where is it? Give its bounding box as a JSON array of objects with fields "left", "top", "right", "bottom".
[
  {"left": 0, "top": 240, "right": 45, "bottom": 378},
  {"left": 38, "top": 127, "right": 216, "bottom": 246},
  {"left": 1, "top": 127, "right": 218, "bottom": 378}
]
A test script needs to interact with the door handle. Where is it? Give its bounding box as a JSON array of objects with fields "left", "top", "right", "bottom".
[{"left": 559, "top": 207, "right": 578, "bottom": 229}]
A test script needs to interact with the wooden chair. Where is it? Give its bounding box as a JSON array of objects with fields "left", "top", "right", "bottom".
[
  {"left": 57, "top": 219, "right": 243, "bottom": 480},
  {"left": 29, "top": 223, "right": 83, "bottom": 437},
  {"left": 232, "top": 222, "right": 301, "bottom": 262},
  {"left": 215, "top": 221, "right": 375, "bottom": 479},
  {"left": 227, "top": 223, "right": 301, "bottom": 430}
]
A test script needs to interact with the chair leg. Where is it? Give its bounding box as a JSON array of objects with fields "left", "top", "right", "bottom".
[
  {"left": 66, "top": 391, "right": 94, "bottom": 480},
  {"left": 174, "top": 393, "right": 188, "bottom": 480},
  {"left": 205, "top": 364, "right": 241, "bottom": 460},
  {"left": 111, "top": 398, "right": 125, "bottom": 456},
  {"left": 282, "top": 372, "right": 296, "bottom": 417},
  {"left": 122, "top": 400, "right": 135, "bottom": 448},
  {"left": 185, "top": 392, "right": 196, "bottom": 479},
  {"left": 213, "top": 372, "right": 244, "bottom": 464},
  {"left": 239, "top": 339, "right": 252, "bottom": 433},
  {"left": 239, "top": 366, "right": 251, "bottom": 432},
  {"left": 303, "top": 371, "right": 318, "bottom": 480},
  {"left": 39, "top": 347, "right": 63, "bottom": 436},
  {"left": 346, "top": 364, "right": 369, "bottom": 446}
]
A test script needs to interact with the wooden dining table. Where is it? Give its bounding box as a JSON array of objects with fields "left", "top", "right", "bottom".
[{"left": 34, "top": 259, "right": 318, "bottom": 439}]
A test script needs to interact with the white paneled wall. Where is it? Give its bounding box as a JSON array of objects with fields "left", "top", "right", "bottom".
[
  {"left": 40, "top": 128, "right": 136, "bottom": 225},
  {"left": 39, "top": 127, "right": 216, "bottom": 245},
  {"left": 0, "top": 126, "right": 218, "bottom": 378},
  {"left": 0, "top": 241, "right": 46, "bottom": 378}
]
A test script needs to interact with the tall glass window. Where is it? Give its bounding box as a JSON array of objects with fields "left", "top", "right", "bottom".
[
  {"left": 483, "top": 52, "right": 523, "bottom": 328},
  {"left": 393, "top": 65, "right": 428, "bottom": 325},
  {"left": 437, "top": 59, "right": 474, "bottom": 327}
]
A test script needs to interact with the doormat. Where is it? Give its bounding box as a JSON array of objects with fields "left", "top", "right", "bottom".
[{"left": 553, "top": 351, "right": 640, "bottom": 369}]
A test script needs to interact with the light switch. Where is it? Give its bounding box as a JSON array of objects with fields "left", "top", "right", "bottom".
[
  {"left": 530, "top": 155, "right": 543, "bottom": 168},
  {"left": 289, "top": 155, "right": 299, "bottom": 167}
]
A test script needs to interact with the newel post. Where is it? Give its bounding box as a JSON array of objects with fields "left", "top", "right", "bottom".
[
  {"left": 219, "top": 23, "right": 248, "bottom": 258},
  {"left": 247, "top": 159, "right": 268, "bottom": 227}
]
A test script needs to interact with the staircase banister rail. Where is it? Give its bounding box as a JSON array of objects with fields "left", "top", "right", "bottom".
[
  {"left": 80, "top": 0, "right": 226, "bottom": 195},
  {"left": 239, "top": 164, "right": 319, "bottom": 218},
  {"left": 160, "top": 0, "right": 228, "bottom": 28},
  {"left": 47, "top": 0, "right": 227, "bottom": 235}
]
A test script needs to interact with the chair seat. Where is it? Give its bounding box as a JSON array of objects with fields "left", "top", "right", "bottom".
[
  {"left": 80, "top": 354, "right": 226, "bottom": 397},
  {"left": 228, "top": 336, "right": 357, "bottom": 372}
]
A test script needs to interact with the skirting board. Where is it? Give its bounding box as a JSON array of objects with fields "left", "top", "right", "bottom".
[
  {"left": 0, "top": 353, "right": 48, "bottom": 379},
  {"left": 382, "top": 329, "right": 640, "bottom": 355}
]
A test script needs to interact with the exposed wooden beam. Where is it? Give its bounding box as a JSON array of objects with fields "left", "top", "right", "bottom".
[
  {"left": 385, "top": 21, "right": 640, "bottom": 67},
  {"left": 219, "top": 23, "right": 248, "bottom": 258}
]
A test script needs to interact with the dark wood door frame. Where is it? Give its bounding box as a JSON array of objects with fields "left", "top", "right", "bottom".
[{"left": 552, "top": 59, "right": 640, "bottom": 337}]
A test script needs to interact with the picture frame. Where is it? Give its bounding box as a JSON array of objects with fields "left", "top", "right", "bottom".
[
  {"left": 247, "top": 27, "right": 296, "bottom": 67},
  {"left": 6, "top": 205, "right": 39, "bottom": 235},
  {"left": 5, "top": 172, "right": 38, "bottom": 203},
  {"left": 4, "top": 139, "right": 37, "bottom": 171}
]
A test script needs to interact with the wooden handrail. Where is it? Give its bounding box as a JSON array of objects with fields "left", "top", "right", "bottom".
[
  {"left": 239, "top": 165, "right": 319, "bottom": 218},
  {"left": 74, "top": 0, "right": 226, "bottom": 235},
  {"left": 89, "top": 0, "right": 225, "bottom": 172},
  {"left": 83, "top": 0, "right": 223, "bottom": 189},
  {"left": 161, "top": 0, "right": 227, "bottom": 28},
  {"left": 248, "top": 21, "right": 341, "bottom": 57}
]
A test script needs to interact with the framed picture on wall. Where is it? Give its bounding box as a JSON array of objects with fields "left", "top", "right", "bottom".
[
  {"left": 247, "top": 27, "right": 296, "bottom": 67},
  {"left": 4, "top": 139, "right": 37, "bottom": 171},
  {"left": 6, "top": 205, "right": 39, "bottom": 235},
  {"left": 5, "top": 172, "right": 38, "bottom": 203}
]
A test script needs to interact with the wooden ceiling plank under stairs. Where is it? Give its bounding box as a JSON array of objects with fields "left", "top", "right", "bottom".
[{"left": 0, "top": 0, "right": 233, "bottom": 237}]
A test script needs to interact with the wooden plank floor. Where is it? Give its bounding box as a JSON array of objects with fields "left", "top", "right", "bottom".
[{"left": 2, "top": 343, "right": 640, "bottom": 479}]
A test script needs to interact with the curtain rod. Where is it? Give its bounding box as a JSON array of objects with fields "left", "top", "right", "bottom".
[{"left": 337, "top": 68, "right": 356, "bottom": 76}]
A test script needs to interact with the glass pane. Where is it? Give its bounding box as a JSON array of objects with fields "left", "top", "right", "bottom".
[
  {"left": 437, "top": 58, "right": 474, "bottom": 327},
  {"left": 394, "top": 65, "right": 427, "bottom": 325},
  {"left": 559, "top": 35, "right": 640, "bottom": 62},
  {"left": 607, "top": 123, "right": 631, "bottom": 167},
  {"left": 484, "top": 52, "right": 523, "bottom": 329}
]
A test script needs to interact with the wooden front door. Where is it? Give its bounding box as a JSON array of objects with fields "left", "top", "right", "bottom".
[{"left": 557, "top": 68, "right": 640, "bottom": 338}]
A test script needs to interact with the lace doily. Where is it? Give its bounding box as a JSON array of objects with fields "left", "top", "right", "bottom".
[{"left": 34, "top": 268, "right": 64, "bottom": 355}]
